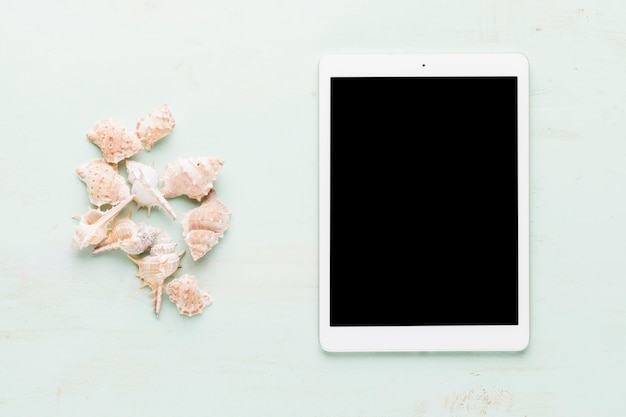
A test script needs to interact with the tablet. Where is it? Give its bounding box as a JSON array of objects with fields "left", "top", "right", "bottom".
[{"left": 318, "top": 53, "right": 529, "bottom": 352}]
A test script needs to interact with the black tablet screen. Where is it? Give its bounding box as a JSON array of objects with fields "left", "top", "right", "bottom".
[{"left": 330, "top": 76, "right": 519, "bottom": 326}]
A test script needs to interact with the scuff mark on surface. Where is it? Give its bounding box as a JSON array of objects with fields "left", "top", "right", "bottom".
[
  {"left": 413, "top": 400, "right": 430, "bottom": 416},
  {"left": 443, "top": 386, "right": 514, "bottom": 416},
  {"left": 55, "top": 388, "right": 62, "bottom": 406}
]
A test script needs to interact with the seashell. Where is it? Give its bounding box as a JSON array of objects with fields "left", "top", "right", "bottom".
[
  {"left": 160, "top": 156, "right": 224, "bottom": 202},
  {"left": 181, "top": 189, "right": 231, "bottom": 261},
  {"left": 127, "top": 232, "right": 186, "bottom": 317},
  {"left": 86, "top": 117, "right": 144, "bottom": 164},
  {"left": 92, "top": 210, "right": 162, "bottom": 255},
  {"left": 76, "top": 158, "right": 131, "bottom": 208},
  {"left": 135, "top": 104, "right": 176, "bottom": 151},
  {"left": 125, "top": 159, "right": 177, "bottom": 220},
  {"left": 72, "top": 195, "right": 135, "bottom": 250},
  {"left": 165, "top": 274, "right": 212, "bottom": 317}
]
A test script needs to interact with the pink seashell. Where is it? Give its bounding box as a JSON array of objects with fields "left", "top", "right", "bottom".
[
  {"left": 165, "top": 274, "right": 212, "bottom": 317},
  {"left": 125, "top": 159, "right": 177, "bottom": 220},
  {"left": 127, "top": 232, "right": 185, "bottom": 317},
  {"left": 86, "top": 117, "right": 144, "bottom": 164},
  {"left": 76, "top": 158, "right": 131, "bottom": 208},
  {"left": 181, "top": 189, "right": 231, "bottom": 261},
  {"left": 71, "top": 195, "right": 135, "bottom": 250},
  {"left": 135, "top": 104, "right": 176, "bottom": 151},
  {"left": 160, "top": 157, "right": 224, "bottom": 202},
  {"left": 92, "top": 210, "right": 162, "bottom": 255}
]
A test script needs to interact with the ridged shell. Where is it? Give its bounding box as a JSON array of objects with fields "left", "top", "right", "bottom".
[
  {"left": 92, "top": 211, "right": 162, "bottom": 255},
  {"left": 181, "top": 189, "right": 231, "bottom": 261},
  {"left": 127, "top": 232, "right": 185, "bottom": 317},
  {"left": 165, "top": 274, "right": 212, "bottom": 317},
  {"left": 135, "top": 104, "right": 176, "bottom": 151},
  {"left": 126, "top": 160, "right": 177, "bottom": 220},
  {"left": 76, "top": 158, "right": 131, "bottom": 208},
  {"left": 71, "top": 195, "right": 135, "bottom": 250},
  {"left": 86, "top": 117, "right": 144, "bottom": 164},
  {"left": 160, "top": 157, "right": 224, "bottom": 201}
]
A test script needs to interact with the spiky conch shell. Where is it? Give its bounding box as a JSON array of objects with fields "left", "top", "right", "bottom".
[
  {"left": 76, "top": 158, "right": 131, "bottom": 208},
  {"left": 125, "top": 159, "right": 177, "bottom": 220},
  {"left": 72, "top": 195, "right": 135, "bottom": 250},
  {"left": 92, "top": 211, "right": 162, "bottom": 255},
  {"left": 160, "top": 156, "right": 224, "bottom": 202},
  {"left": 135, "top": 104, "right": 176, "bottom": 151},
  {"left": 181, "top": 189, "right": 231, "bottom": 261},
  {"left": 165, "top": 274, "right": 212, "bottom": 317},
  {"left": 127, "top": 232, "right": 185, "bottom": 317},
  {"left": 86, "top": 117, "right": 144, "bottom": 164}
]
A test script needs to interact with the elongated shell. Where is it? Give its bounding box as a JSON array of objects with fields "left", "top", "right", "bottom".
[
  {"left": 71, "top": 195, "right": 134, "bottom": 250},
  {"left": 76, "top": 158, "right": 131, "bottom": 208},
  {"left": 92, "top": 211, "right": 162, "bottom": 255},
  {"left": 127, "top": 232, "right": 185, "bottom": 317},
  {"left": 86, "top": 117, "right": 144, "bottom": 164},
  {"left": 135, "top": 104, "right": 176, "bottom": 151},
  {"left": 165, "top": 274, "right": 212, "bottom": 317},
  {"left": 181, "top": 189, "right": 231, "bottom": 261},
  {"left": 160, "top": 157, "right": 224, "bottom": 201},
  {"left": 126, "top": 159, "right": 177, "bottom": 220}
]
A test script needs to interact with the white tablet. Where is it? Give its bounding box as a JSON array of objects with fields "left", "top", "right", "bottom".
[{"left": 318, "top": 53, "right": 529, "bottom": 352}]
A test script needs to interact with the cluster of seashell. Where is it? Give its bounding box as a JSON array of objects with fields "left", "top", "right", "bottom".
[{"left": 72, "top": 105, "right": 230, "bottom": 318}]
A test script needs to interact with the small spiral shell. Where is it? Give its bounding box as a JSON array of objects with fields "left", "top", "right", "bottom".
[
  {"left": 181, "top": 189, "right": 231, "bottom": 261},
  {"left": 127, "top": 232, "right": 186, "bottom": 317},
  {"left": 92, "top": 211, "right": 162, "bottom": 255}
]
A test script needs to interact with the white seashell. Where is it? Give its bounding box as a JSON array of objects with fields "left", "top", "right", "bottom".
[
  {"left": 135, "top": 104, "right": 176, "bottom": 151},
  {"left": 160, "top": 157, "right": 224, "bottom": 202},
  {"left": 127, "top": 232, "right": 185, "bottom": 317},
  {"left": 72, "top": 195, "right": 135, "bottom": 250},
  {"left": 86, "top": 117, "right": 144, "bottom": 164},
  {"left": 92, "top": 210, "right": 162, "bottom": 255},
  {"left": 76, "top": 158, "right": 131, "bottom": 208},
  {"left": 125, "top": 159, "right": 177, "bottom": 220},
  {"left": 165, "top": 274, "right": 212, "bottom": 317},
  {"left": 181, "top": 189, "right": 231, "bottom": 261}
]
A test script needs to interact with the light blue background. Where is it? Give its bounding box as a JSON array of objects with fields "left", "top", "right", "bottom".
[{"left": 1, "top": 1, "right": 625, "bottom": 416}]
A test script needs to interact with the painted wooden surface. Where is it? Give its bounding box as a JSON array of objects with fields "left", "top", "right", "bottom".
[{"left": 1, "top": 0, "right": 626, "bottom": 415}]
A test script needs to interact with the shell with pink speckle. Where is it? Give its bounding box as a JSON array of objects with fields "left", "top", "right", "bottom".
[
  {"left": 86, "top": 117, "right": 143, "bottom": 164},
  {"left": 135, "top": 104, "right": 176, "bottom": 151},
  {"left": 76, "top": 158, "right": 131, "bottom": 208},
  {"left": 160, "top": 156, "right": 224, "bottom": 202},
  {"left": 165, "top": 274, "right": 212, "bottom": 317}
]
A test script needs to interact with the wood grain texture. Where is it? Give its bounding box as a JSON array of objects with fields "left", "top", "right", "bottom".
[{"left": 1, "top": 0, "right": 626, "bottom": 415}]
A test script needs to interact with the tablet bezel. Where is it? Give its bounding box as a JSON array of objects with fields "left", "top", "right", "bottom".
[{"left": 318, "top": 53, "right": 530, "bottom": 352}]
